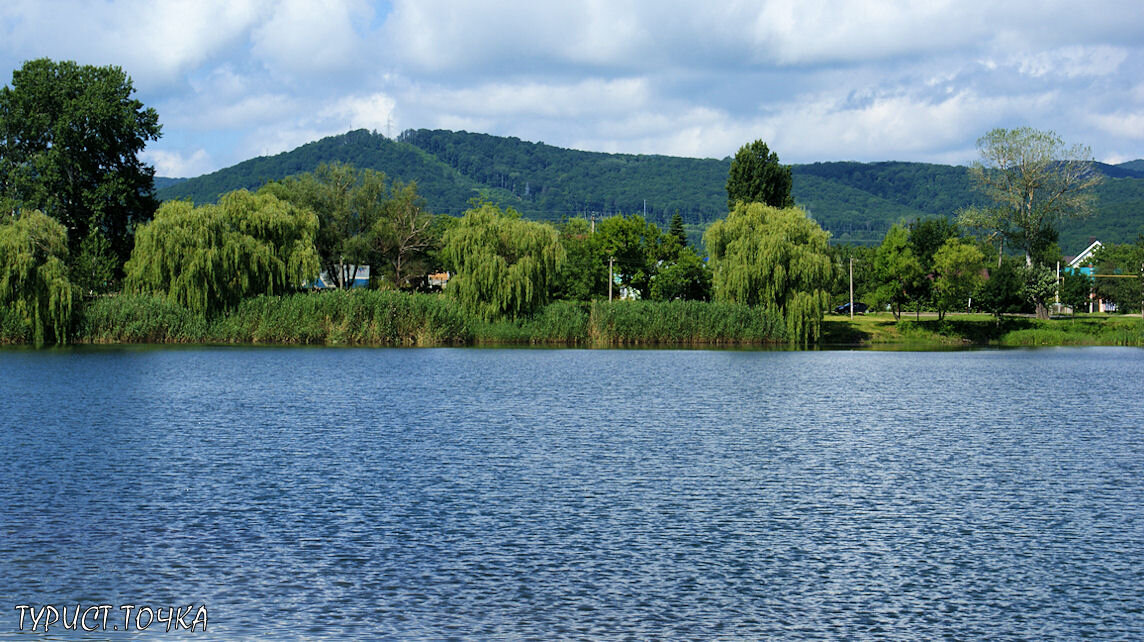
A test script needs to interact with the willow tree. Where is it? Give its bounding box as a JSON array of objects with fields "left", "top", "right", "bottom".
[
  {"left": 0, "top": 209, "right": 74, "bottom": 345},
  {"left": 704, "top": 203, "right": 833, "bottom": 343},
  {"left": 126, "top": 190, "right": 320, "bottom": 315},
  {"left": 442, "top": 203, "right": 565, "bottom": 320}
]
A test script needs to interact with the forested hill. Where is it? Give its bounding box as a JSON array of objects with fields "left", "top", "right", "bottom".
[{"left": 156, "top": 128, "right": 1144, "bottom": 250}]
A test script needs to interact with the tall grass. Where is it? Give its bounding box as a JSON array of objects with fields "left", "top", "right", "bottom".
[
  {"left": 73, "top": 293, "right": 208, "bottom": 343},
  {"left": 61, "top": 291, "right": 790, "bottom": 347},
  {"left": 46, "top": 290, "right": 1143, "bottom": 349},
  {"left": 587, "top": 300, "right": 786, "bottom": 345},
  {"left": 0, "top": 305, "right": 31, "bottom": 344},
  {"left": 208, "top": 290, "right": 473, "bottom": 345}
]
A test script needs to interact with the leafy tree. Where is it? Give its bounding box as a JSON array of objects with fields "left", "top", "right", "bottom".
[
  {"left": 126, "top": 190, "right": 320, "bottom": 315},
  {"left": 705, "top": 203, "right": 833, "bottom": 343},
  {"left": 977, "top": 258, "right": 1025, "bottom": 321},
  {"left": 442, "top": 202, "right": 565, "bottom": 319},
  {"left": 261, "top": 162, "right": 386, "bottom": 289},
  {"left": 931, "top": 238, "right": 984, "bottom": 321},
  {"left": 71, "top": 223, "right": 119, "bottom": 295},
  {"left": 1091, "top": 241, "right": 1144, "bottom": 313},
  {"left": 1059, "top": 269, "right": 1092, "bottom": 313},
  {"left": 372, "top": 180, "right": 435, "bottom": 288},
  {"left": 957, "top": 127, "right": 1102, "bottom": 318},
  {"left": 554, "top": 217, "right": 607, "bottom": 301},
  {"left": 595, "top": 214, "right": 664, "bottom": 299},
  {"left": 668, "top": 211, "right": 687, "bottom": 248},
  {"left": 0, "top": 59, "right": 162, "bottom": 269},
  {"left": 873, "top": 224, "right": 923, "bottom": 320},
  {"left": 726, "top": 140, "right": 794, "bottom": 210},
  {"left": 650, "top": 247, "right": 711, "bottom": 302},
  {"left": 0, "top": 209, "right": 74, "bottom": 345}
]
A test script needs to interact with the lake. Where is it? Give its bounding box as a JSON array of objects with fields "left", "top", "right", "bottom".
[{"left": 1, "top": 346, "right": 1142, "bottom": 639}]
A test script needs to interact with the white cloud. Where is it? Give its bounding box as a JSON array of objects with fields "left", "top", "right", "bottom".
[
  {"left": 9, "top": 0, "right": 1142, "bottom": 174},
  {"left": 1013, "top": 46, "right": 1128, "bottom": 78},
  {"left": 142, "top": 148, "right": 214, "bottom": 178},
  {"left": 250, "top": 0, "right": 372, "bottom": 77}
]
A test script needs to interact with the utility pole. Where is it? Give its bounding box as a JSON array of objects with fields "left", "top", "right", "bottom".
[
  {"left": 609, "top": 257, "right": 614, "bottom": 302},
  {"left": 849, "top": 257, "right": 854, "bottom": 319}
]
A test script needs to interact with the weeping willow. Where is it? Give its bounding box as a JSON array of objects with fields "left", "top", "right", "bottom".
[
  {"left": 704, "top": 203, "right": 833, "bottom": 343},
  {"left": 0, "top": 209, "right": 74, "bottom": 345},
  {"left": 126, "top": 190, "right": 320, "bottom": 316},
  {"left": 442, "top": 203, "right": 566, "bottom": 320}
]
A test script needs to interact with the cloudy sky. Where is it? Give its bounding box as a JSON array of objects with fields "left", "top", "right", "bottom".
[{"left": 3, "top": 1, "right": 1142, "bottom": 177}]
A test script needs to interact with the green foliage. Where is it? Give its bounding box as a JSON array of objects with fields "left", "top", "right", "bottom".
[
  {"left": 442, "top": 202, "right": 565, "bottom": 320},
  {"left": 977, "top": 258, "right": 1026, "bottom": 320},
  {"left": 0, "top": 58, "right": 161, "bottom": 267},
  {"left": 726, "top": 140, "right": 794, "bottom": 210},
  {"left": 1090, "top": 240, "right": 1144, "bottom": 313},
  {"left": 595, "top": 214, "right": 665, "bottom": 299},
  {"left": 668, "top": 212, "right": 687, "bottom": 248},
  {"left": 154, "top": 129, "right": 1144, "bottom": 252},
  {"left": 828, "top": 243, "right": 877, "bottom": 306},
  {"left": 210, "top": 289, "right": 471, "bottom": 345},
  {"left": 0, "top": 209, "right": 74, "bottom": 345},
  {"left": 705, "top": 203, "right": 833, "bottom": 343},
  {"left": 71, "top": 225, "right": 119, "bottom": 294},
  {"left": 372, "top": 180, "right": 436, "bottom": 287},
  {"left": 261, "top": 162, "right": 386, "bottom": 289},
  {"left": 587, "top": 300, "right": 785, "bottom": 345},
  {"left": 74, "top": 293, "right": 207, "bottom": 343},
  {"left": 650, "top": 247, "right": 711, "bottom": 302},
  {"left": 873, "top": 224, "right": 923, "bottom": 320},
  {"left": 1059, "top": 270, "right": 1092, "bottom": 312},
  {"left": 126, "top": 190, "right": 320, "bottom": 316},
  {"left": 554, "top": 217, "right": 607, "bottom": 301},
  {"left": 931, "top": 238, "right": 985, "bottom": 320},
  {"left": 959, "top": 127, "right": 1102, "bottom": 318}
]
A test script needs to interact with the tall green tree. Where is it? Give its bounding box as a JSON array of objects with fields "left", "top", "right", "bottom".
[
  {"left": 1091, "top": 240, "right": 1144, "bottom": 313},
  {"left": 1059, "top": 269, "right": 1093, "bottom": 313},
  {"left": 705, "top": 203, "right": 833, "bottom": 343},
  {"left": 668, "top": 211, "right": 687, "bottom": 248},
  {"left": 126, "top": 190, "right": 319, "bottom": 315},
  {"left": 650, "top": 247, "right": 711, "bottom": 302},
  {"left": 261, "top": 162, "right": 386, "bottom": 289},
  {"left": 977, "top": 257, "right": 1026, "bottom": 321},
  {"left": 372, "top": 180, "right": 435, "bottom": 288},
  {"left": 873, "top": 224, "right": 923, "bottom": 321},
  {"left": 0, "top": 209, "right": 74, "bottom": 345},
  {"left": 957, "top": 127, "right": 1102, "bottom": 318},
  {"left": 0, "top": 59, "right": 162, "bottom": 269},
  {"left": 554, "top": 217, "right": 607, "bottom": 301},
  {"left": 931, "top": 238, "right": 985, "bottom": 321},
  {"left": 595, "top": 214, "right": 665, "bottom": 299},
  {"left": 725, "top": 140, "right": 794, "bottom": 210},
  {"left": 442, "top": 202, "right": 565, "bottom": 320}
]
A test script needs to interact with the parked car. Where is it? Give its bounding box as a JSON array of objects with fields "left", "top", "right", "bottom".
[{"left": 833, "top": 302, "right": 869, "bottom": 315}]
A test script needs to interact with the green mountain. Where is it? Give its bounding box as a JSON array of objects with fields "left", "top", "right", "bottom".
[{"left": 155, "top": 128, "right": 1144, "bottom": 252}]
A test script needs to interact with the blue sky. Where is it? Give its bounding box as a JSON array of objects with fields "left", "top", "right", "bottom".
[{"left": 3, "top": 1, "right": 1142, "bottom": 177}]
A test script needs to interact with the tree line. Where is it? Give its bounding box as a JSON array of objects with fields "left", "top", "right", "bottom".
[{"left": 4, "top": 59, "right": 1138, "bottom": 347}]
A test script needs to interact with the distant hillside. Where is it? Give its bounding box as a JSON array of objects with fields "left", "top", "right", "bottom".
[{"left": 155, "top": 129, "right": 1144, "bottom": 251}]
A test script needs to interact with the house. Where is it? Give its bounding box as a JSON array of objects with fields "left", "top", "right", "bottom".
[
  {"left": 309, "top": 265, "right": 370, "bottom": 289},
  {"left": 1062, "top": 241, "right": 1117, "bottom": 313},
  {"left": 428, "top": 272, "right": 450, "bottom": 289}
]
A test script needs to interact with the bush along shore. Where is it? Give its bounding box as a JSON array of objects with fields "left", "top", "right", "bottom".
[
  {"left": 4, "top": 289, "right": 1142, "bottom": 349},
  {"left": 22, "top": 290, "right": 789, "bottom": 347}
]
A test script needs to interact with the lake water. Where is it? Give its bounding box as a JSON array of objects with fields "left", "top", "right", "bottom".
[{"left": 1, "top": 346, "right": 1142, "bottom": 639}]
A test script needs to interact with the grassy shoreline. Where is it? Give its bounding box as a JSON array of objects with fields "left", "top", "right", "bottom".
[{"left": 3, "top": 290, "right": 1143, "bottom": 348}]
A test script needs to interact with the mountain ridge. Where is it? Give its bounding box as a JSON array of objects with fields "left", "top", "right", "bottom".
[{"left": 155, "top": 129, "right": 1144, "bottom": 250}]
